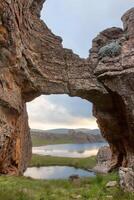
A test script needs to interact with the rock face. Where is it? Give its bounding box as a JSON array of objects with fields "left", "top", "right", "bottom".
[
  {"left": 93, "top": 146, "right": 112, "bottom": 173},
  {"left": 119, "top": 167, "right": 134, "bottom": 192},
  {"left": 0, "top": 1, "right": 133, "bottom": 176}
]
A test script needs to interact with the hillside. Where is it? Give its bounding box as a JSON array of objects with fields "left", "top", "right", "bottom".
[{"left": 31, "top": 129, "right": 105, "bottom": 146}]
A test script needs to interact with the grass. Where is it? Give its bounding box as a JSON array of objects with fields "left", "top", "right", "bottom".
[
  {"left": 0, "top": 173, "right": 133, "bottom": 200},
  {"left": 0, "top": 155, "right": 133, "bottom": 199},
  {"left": 30, "top": 154, "right": 97, "bottom": 170},
  {"left": 27, "top": 154, "right": 134, "bottom": 199}
]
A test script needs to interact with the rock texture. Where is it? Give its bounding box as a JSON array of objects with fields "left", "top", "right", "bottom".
[
  {"left": 106, "top": 181, "right": 117, "bottom": 188},
  {"left": 93, "top": 146, "right": 112, "bottom": 173},
  {"left": 119, "top": 167, "right": 134, "bottom": 192},
  {"left": 0, "top": 1, "right": 133, "bottom": 176}
]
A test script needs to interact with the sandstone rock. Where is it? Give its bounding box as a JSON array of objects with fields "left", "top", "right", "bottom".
[
  {"left": 96, "top": 146, "right": 111, "bottom": 163},
  {"left": 119, "top": 167, "right": 134, "bottom": 192},
  {"left": 0, "top": 1, "right": 133, "bottom": 179},
  {"left": 93, "top": 146, "right": 112, "bottom": 173}
]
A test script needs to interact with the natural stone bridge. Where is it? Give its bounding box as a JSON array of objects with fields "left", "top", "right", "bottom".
[{"left": 0, "top": 1, "right": 134, "bottom": 176}]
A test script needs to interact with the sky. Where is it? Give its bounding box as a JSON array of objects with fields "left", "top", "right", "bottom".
[{"left": 27, "top": 0, "right": 133, "bottom": 130}]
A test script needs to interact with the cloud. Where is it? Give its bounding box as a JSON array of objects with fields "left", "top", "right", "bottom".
[{"left": 27, "top": 95, "right": 97, "bottom": 130}]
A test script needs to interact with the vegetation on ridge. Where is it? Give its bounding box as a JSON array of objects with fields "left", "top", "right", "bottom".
[{"left": 98, "top": 41, "right": 121, "bottom": 59}]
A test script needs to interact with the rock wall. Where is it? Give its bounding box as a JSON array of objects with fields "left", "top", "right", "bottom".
[{"left": 0, "top": 1, "right": 133, "bottom": 176}]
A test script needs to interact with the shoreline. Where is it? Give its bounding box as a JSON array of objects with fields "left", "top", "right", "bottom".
[{"left": 29, "top": 154, "right": 97, "bottom": 171}]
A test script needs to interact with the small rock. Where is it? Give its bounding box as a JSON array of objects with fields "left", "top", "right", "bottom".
[
  {"left": 106, "top": 195, "right": 113, "bottom": 199},
  {"left": 69, "top": 174, "right": 79, "bottom": 181},
  {"left": 106, "top": 181, "right": 117, "bottom": 187},
  {"left": 69, "top": 175, "right": 80, "bottom": 186},
  {"left": 70, "top": 194, "right": 82, "bottom": 199}
]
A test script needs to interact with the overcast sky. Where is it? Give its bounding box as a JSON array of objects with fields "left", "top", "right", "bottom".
[{"left": 27, "top": 1, "right": 133, "bottom": 130}]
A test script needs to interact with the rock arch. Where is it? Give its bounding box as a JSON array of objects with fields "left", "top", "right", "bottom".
[{"left": 0, "top": 1, "right": 133, "bottom": 175}]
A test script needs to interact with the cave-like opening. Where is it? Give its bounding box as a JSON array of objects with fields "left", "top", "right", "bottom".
[{"left": 25, "top": 95, "right": 107, "bottom": 180}]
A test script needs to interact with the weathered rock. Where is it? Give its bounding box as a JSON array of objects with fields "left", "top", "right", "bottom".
[
  {"left": 106, "top": 181, "right": 118, "bottom": 188},
  {"left": 119, "top": 167, "right": 134, "bottom": 192},
  {"left": 93, "top": 146, "right": 112, "bottom": 173},
  {"left": 0, "top": 1, "right": 133, "bottom": 178}
]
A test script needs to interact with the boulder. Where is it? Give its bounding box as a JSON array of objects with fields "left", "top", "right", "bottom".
[
  {"left": 93, "top": 146, "right": 112, "bottom": 173},
  {"left": 119, "top": 167, "right": 134, "bottom": 192}
]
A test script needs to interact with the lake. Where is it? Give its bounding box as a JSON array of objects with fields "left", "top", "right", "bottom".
[
  {"left": 24, "top": 166, "right": 95, "bottom": 180},
  {"left": 32, "top": 142, "right": 107, "bottom": 158},
  {"left": 27, "top": 142, "right": 107, "bottom": 180}
]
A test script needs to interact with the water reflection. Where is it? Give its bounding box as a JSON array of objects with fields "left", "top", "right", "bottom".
[
  {"left": 33, "top": 143, "right": 107, "bottom": 158},
  {"left": 24, "top": 166, "right": 95, "bottom": 180}
]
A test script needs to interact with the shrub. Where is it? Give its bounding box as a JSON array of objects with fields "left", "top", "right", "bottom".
[{"left": 98, "top": 41, "right": 121, "bottom": 59}]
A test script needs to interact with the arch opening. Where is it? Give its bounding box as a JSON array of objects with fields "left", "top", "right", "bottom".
[
  {"left": 25, "top": 94, "right": 108, "bottom": 179},
  {"left": 27, "top": 94, "right": 98, "bottom": 131}
]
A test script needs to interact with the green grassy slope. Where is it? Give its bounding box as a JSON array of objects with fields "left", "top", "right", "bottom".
[
  {"left": 30, "top": 154, "right": 96, "bottom": 170},
  {"left": 0, "top": 173, "right": 133, "bottom": 200}
]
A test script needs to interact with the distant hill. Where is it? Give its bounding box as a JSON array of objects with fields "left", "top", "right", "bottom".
[
  {"left": 31, "top": 128, "right": 100, "bottom": 135},
  {"left": 75, "top": 129, "right": 100, "bottom": 135},
  {"left": 31, "top": 128, "right": 105, "bottom": 147}
]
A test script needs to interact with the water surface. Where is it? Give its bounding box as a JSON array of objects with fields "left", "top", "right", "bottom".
[
  {"left": 33, "top": 142, "right": 107, "bottom": 158},
  {"left": 24, "top": 166, "right": 95, "bottom": 180}
]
